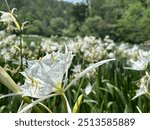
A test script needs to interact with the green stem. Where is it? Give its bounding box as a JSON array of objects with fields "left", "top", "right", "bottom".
[
  {"left": 147, "top": 92, "right": 150, "bottom": 97},
  {"left": 19, "top": 33, "right": 23, "bottom": 71},
  {"left": 22, "top": 96, "right": 42, "bottom": 113},
  {"left": 5, "top": 0, "right": 11, "bottom": 12},
  {"left": 38, "top": 102, "right": 52, "bottom": 113},
  {"left": 74, "top": 77, "right": 84, "bottom": 102},
  {"left": 61, "top": 93, "right": 71, "bottom": 113}
]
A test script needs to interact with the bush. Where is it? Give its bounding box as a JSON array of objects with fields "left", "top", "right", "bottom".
[{"left": 80, "top": 16, "right": 108, "bottom": 37}]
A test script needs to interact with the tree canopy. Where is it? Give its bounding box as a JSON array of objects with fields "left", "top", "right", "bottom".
[{"left": 0, "top": 0, "right": 150, "bottom": 43}]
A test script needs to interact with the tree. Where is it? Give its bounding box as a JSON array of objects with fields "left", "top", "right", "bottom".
[
  {"left": 49, "top": 17, "right": 67, "bottom": 36},
  {"left": 71, "top": 3, "right": 88, "bottom": 22},
  {"left": 0, "top": 0, "right": 72, "bottom": 36},
  {"left": 80, "top": 16, "right": 108, "bottom": 37},
  {"left": 116, "top": 1, "right": 150, "bottom": 43}
]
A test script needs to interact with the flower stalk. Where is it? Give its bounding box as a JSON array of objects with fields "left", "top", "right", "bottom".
[
  {"left": 19, "top": 33, "right": 23, "bottom": 71},
  {"left": 61, "top": 93, "right": 71, "bottom": 113}
]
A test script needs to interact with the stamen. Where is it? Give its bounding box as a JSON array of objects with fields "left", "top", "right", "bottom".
[{"left": 25, "top": 71, "right": 38, "bottom": 94}]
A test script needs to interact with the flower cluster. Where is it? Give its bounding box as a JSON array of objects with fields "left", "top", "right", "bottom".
[
  {"left": 0, "top": 8, "right": 20, "bottom": 31},
  {"left": 1, "top": 33, "right": 150, "bottom": 102}
]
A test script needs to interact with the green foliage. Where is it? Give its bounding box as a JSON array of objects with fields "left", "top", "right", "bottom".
[
  {"left": 1, "top": 0, "right": 150, "bottom": 43},
  {"left": 116, "top": 1, "right": 150, "bottom": 43},
  {"left": 80, "top": 16, "right": 108, "bottom": 37},
  {"left": 0, "top": 0, "right": 72, "bottom": 36},
  {"left": 63, "top": 22, "right": 81, "bottom": 37},
  {"left": 71, "top": 3, "right": 88, "bottom": 22},
  {"left": 49, "top": 17, "right": 67, "bottom": 36}
]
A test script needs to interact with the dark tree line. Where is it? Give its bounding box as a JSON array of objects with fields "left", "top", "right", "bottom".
[{"left": 1, "top": 0, "right": 150, "bottom": 43}]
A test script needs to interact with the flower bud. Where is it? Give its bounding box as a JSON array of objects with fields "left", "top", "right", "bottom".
[{"left": 0, "top": 66, "right": 21, "bottom": 92}]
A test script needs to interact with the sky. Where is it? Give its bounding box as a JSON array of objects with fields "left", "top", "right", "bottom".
[{"left": 61, "top": 0, "right": 84, "bottom": 3}]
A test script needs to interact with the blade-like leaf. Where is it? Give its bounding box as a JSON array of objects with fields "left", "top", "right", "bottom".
[{"left": 64, "top": 59, "right": 115, "bottom": 91}]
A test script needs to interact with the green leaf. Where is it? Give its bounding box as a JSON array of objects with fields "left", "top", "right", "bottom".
[{"left": 147, "top": 77, "right": 150, "bottom": 92}]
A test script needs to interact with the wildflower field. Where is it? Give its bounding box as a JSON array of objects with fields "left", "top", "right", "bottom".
[
  {"left": 0, "top": 0, "right": 150, "bottom": 113},
  {"left": 0, "top": 33, "right": 150, "bottom": 113}
]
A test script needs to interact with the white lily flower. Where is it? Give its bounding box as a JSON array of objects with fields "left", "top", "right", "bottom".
[
  {"left": 72, "top": 64, "right": 82, "bottom": 78},
  {"left": 132, "top": 73, "right": 150, "bottom": 100},
  {"left": 84, "top": 83, "right": 94, "bottom": 95},
  {"left": 129, "top": 58, "right": 149, "bottom": 71},
  {"left": 20, "top": 50, "right": 73, "bottom": 98},
  {"left": 72, "top": 64, "right": 81, "bottom": 73},
  {"left": 19, "top": 58, "right": 115, "bottom": 112},
  {"left": 125, "top": 50, "right": 150, "bottom": 71},
  {"left": 0, "top": 8, "right": 20, "bottom": 30},
  {"left": 0, "top": 11, "right": 14, "bottom": 23}
]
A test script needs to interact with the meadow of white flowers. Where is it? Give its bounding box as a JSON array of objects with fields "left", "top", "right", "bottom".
[{"left": 0, "top": 30, "right": 150, "bottom": 113}]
